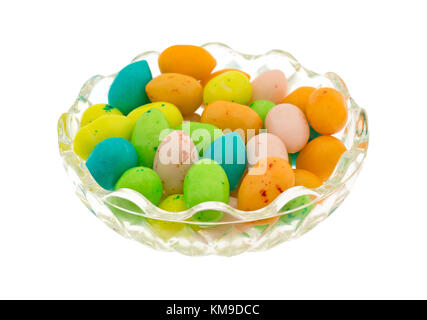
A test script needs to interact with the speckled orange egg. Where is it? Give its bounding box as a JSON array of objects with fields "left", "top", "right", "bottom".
[
  {"left": 158, "top": 45, "right": 216, "bottom": 80},
  {"left": 281, "top": 86, "right": 316, "bottom": 114},
  {"left": 238, "top": 157, "right": 295, "bottom": 211},
  {"left": 183, "top": 112, "right": 201, "bottom": 122},
  {"left": 201, "top": 101, "right": 262, "bottom": 140},
  {"left": 293, "top": 169, "right": 322, "bottom": 188},
  {"left": 296, "top": 136, "right": 347, "bottom": 181},
  {"left": 306, "top": 87, "right": 348, "bottom": 135},
  {"left": 146, "top": 73, "right": 203, "bottom": 115},
  {"left": 201, "top": 68, "right": 250, "bottom": 87}
]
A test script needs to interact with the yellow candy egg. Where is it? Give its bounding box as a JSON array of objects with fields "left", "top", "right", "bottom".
[
  {"left": 203, "top": 71, "right": 252, "bottom": 106},
  {"left": 148, "top": 194, "right": 186, "bottom": 240},
  {"left": 73, "top": 115, "right": 133, "bottom": 160},
  {"left": 80, "top": 104, "right": 123, "bottom": 127},
  {"left": 127, "top": 102, "right": 183, "bottom": 128}
]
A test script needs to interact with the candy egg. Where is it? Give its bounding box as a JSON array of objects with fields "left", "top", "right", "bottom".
[
  {"left": 146, "top": 73, "right": 203, "bottom": 115},
  {"left": 73, "top": 114, "right": 134, "bottom": 160},
  {"left": 249, "top": 100, "right": 275, "bottom": 126},
  {"left": 281, "top": 86, "right": 316, "bottom": 114},
  {"left": 176, "top": 121, "right": 223, "bottom": 155},
  {"left": 306, "top": 87, "right": 348, "bottom": 135},
  {"left": 201, "top": 68, "right": 250, "bottom": 87},
  {"left": 238, "top": 157, "right": 295, "bottom": 211},
  {"left": 108, "top": 60, "right": 152, "bottom": 115},
  {"left": 184, "top": 159, "right": 229, "bottom": 222},
  {"left": 115, "top": 166, "right": 163, "bottom": 205},
  {"left": 293, "top": 169, "right": 322, "bottom": 188},
  {"left": 246, "top": 133, "right": 288, "bottom": 168},
  {"left": 265, "top": 103, "right": 309, "bottom": 153},
  {"left": 202, "top": 132, "right": 246, "bottom": 192},
  {"left": 201, "top": 101, "right": 262, "bottom": 141},
  {"left": 296, "top": 136, "right": 347, "bottom": 181},
  {"left": 131, "top": 109, "right": 170, "bottom": 168},
  {"left": 80, "top": 104, "right": 122, "bottom": 127},
  {"left": 203, "top": 71, "right": 252, "bottom": 106},
  {"left": 86, "top": 137, "right": 137, "bottom": 190},
  {"left": 279, "top": 195, "right": 314, "bottom": 225},
  {"left": 158, "top": 45, "right": 216, "bottom": 80},
  {"left": 153, "top": 130, "right": 199, "bottom": 195},
  {"left": 127, "top": 102, "right": 183, "bottom": 129},
  {"left": 158, "top": 194, "right": 187, "bottom": 212},
  {"left": 251, "top": 70, "right": 288, "bottom": 104}
]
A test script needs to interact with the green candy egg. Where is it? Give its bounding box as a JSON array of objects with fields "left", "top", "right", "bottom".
[
  {"left": 106, "top": 197, "right": 145, "bottom": 225},
  {"left": 249, "top": 100, "right": 275, "bottom": 126},
  {"left": 131, "top": 108, "right": 170, "bottom": 168},
  {"left": 176, "top": 121, "right": 222, "bottom": 156},
  {"left": 184, "top": 159, "right": 229, "bottom": 222},
  {"left": 279, "top": 195, "right": 314, "bottom": 225},
  {"left": 115, "top": 166, "right": 163, "bottom": 206},
  {"left": 203, "top": 71, "right": 252, "bottom": 106}
]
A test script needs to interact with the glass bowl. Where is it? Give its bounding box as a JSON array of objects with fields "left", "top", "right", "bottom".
[{"left": 57, "top": 43, "right": 369, "bottom": 256}]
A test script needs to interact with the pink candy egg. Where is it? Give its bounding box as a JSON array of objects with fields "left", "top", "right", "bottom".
[
  {"left": 251, "top": 70, "right": 288, "bottom": 104},
  {"left": 265, "top": 104, "right": 309, "bottom": 153},
  {"left": 153, "top": 130, "right": 199, "bottom": 195},
  {"left": 246, "top": 133, "right": 288, "bottom": 167}
]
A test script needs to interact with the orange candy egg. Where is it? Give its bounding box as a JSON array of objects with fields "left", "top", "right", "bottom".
[
  {"left": 281, "top": 86, "right": 316, "bottom": 114},
  {"left": 296, "top": 136, "right": 347, "bottom": 181},
  {"left": 201, "top": 101, "right": 262, "bottom": 141},
  {"left": 238, "top": 157, "right": 295, "bottom": 211},
  {"left": 158, "top": 45, "right": 216, "bottom": 80},
  {"left": 306, "top": 87, "right": 348, "bottom": 135},
  {"left": 201, "top": 68, "right": 251, "bottom": 87},
  {"left": 145, "top": 73, "right": 203, "bottom": 115},
  {"left": 293, "top": 169, "right": 322, "bottom": 188}
]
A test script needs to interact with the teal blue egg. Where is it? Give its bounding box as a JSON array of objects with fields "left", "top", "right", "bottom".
[
  {"left": 108, "top": 60, "right": 152, "bottom": 115},
  {"left": 86, "top": 137, "right": 137, "bottom": 190},
  {"left": 202, "top": 132, "right": 246, "bottom": 192},
  {"left": 309, "top": 124, "right": 322, "bottom": 142}
]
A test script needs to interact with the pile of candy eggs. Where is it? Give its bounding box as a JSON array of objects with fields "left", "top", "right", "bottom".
[{"left": 73, "top": 44, "right": 349, "bottom": 224}]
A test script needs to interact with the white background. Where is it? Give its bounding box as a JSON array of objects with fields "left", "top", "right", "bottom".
[{"left": 1, "top": 0, "right": 426, "bottom": 299}]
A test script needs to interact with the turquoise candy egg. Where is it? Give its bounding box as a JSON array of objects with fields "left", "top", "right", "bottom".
[
  {"left": 289, "top": 152, "right": 298, "bottom": 167},
  {"left": 279, "top": 195, "right": 314, "bottom": 225},
  {"left": 131, "top": 109, "right": 170, "bottom": 168},
  {"left": 108, "top": 60, "right": 152, "bottom": 115},
  {"left": 202, "top": 132, "right": 246, "bottom": 192},
  {"left": 86, "top": 137, "right": 138, "bottom": 191}
]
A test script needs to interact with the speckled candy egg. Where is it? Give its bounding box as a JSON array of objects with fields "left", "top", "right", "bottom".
[
  {"left": 249, "top": 100, "right": 275, "bottom": 126},
  {"left": 202, "top": 132, "right": 246, "bottom": 192},
  {"left": 86, "top": 137, "right": 137, "bottom": 191},
  {"left": 80, "top": 104, "right": 123, "bottom": 127},
  {"left": 306, "top": 87, "right": 348, "bottom": 135},
  {"left": 246, "top": 133, "right": 288, "bottom": 168},
  {"left": 281, "top": 86, "right": 316, "bottom": 114},
  {"left": 153, "top": 130, "right": 199, "bottom": 195},
  {"left": 131, "top": 109, "right": 170, "bottom": 168},
  {"left": 145, "top": 73, "right": 203, "bottom": 115},
  {"left": 184, "top": 159, "right": 230, "bottom": 222},
  {"left": 108, "top": 60, "right": 152, "bottom": 115},
  {"left": 296, "top": 136, "right": 347, "bottom": 181},
  {"left": 73, "top": 115, "right": 134, "bottom": 160},
  {"left": 115, "top": 166, "right": 163, "bottom": 206},
  {"left": 201, "top": 68, "right": 251, "bottom": 87},
  {"left": 238, "top": 157, "right": 295, "bottom": 211},
  {"left": 201, "top": 101, "right": 262, "bottom": 141},
  {"left": 158, "top": 45, "right": 216, "bottom": 80},
  {"left": 203, "top": 71, "right": 252, "bottom": 106},
  {"left": 127, "top": 102, "right": 183, "bottom": 129},
  {"left": 265, "top": 103, "right": 310, "bottom": 153},
  {"left": 251, "top": 70, "right": 288, "bottom": 104}
]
